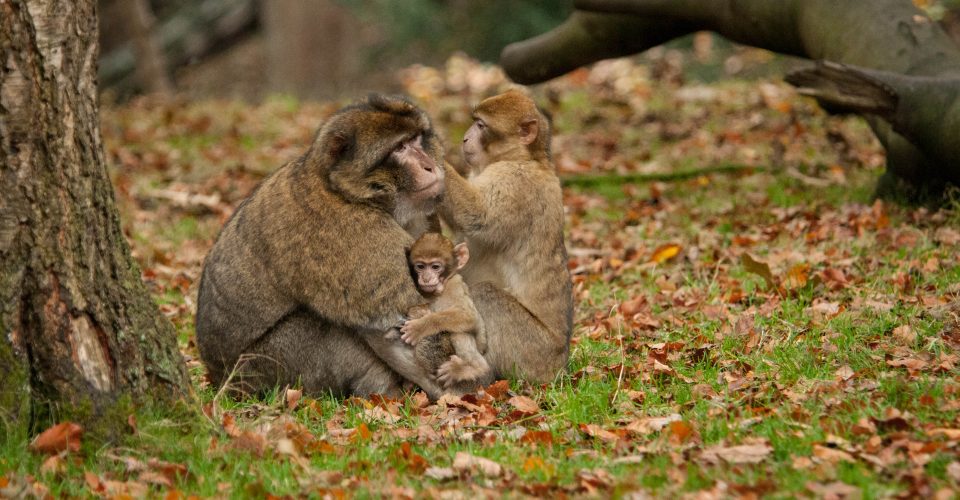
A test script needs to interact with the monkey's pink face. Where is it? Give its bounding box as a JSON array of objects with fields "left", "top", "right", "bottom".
[
  {"left": 414, "top": 259, "right": 446, "bottom": 295},
  {"left": 392, "top": 135, "right": 444, "bottom": 204},
  {"left": 462, "top": 120, "right": 488, "bottom": 169}
]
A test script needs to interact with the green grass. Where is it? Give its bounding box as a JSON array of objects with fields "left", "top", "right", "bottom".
[{"left": 5, "top": 65, "right": 960, "bottom": 497}]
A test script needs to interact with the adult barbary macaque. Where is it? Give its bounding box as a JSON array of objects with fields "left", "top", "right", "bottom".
[
  {"left": 400, "top": 233, "right": 492, "bottom": 394},
  {"left": 196, "top": 94, "right": 447, "bottom": 398},
  {"left": 439, "top": 89, "right": 574, "bottom": 383}
]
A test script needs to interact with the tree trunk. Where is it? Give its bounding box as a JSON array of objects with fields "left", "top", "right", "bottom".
[
  {"left": 501, "top": 0, "right": 960, "bottom": 199},
  {"left": 115, "top": 0, "right": 174, "bottom": 95},
  {"left": 0, "top": 0, "right": 191, "bottom": 435},
  {"left": 261, "top": 0, "right": 362, "bottom": 99}
]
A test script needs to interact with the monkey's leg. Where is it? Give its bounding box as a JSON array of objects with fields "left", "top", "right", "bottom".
[
  {"left": 243, "top": 310, "right": 404, "bottom": 398},
  {"left": 364, "top": 332, "right": 446, "bottom": 400},
  {"left": 437, "top": 332, "right": 493, "bottom": 390},
  {"left": 471, "top": 282, "right": 570, "bottom": 384}
]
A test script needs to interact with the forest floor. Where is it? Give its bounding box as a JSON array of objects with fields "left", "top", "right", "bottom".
[{"left": 4, "top": 55, "right": 960, "bottom": 498}]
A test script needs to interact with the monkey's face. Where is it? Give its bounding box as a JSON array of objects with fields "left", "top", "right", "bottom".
[
  {"left": 321, "top": 94, "right": 445, "bottom": 213},
  {"left": 413, "top": 258, "right": 447, "bottom": 295},
  {"left": 462, "top": 119, "right": 490, "bottom": 170},
  {"left": 389, "top": 134, "right": 445, "bottom": 205}
]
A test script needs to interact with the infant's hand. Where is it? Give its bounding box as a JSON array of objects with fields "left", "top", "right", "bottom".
[{"left": 399, "top": 317, "right": 428, "bottom": 345}]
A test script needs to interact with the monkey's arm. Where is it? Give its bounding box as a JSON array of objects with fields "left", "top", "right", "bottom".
[
  {"left": 399, "top": 306, "right": 479, "bottom": 345},
  {"left": 438, "top": 162, "right": 488, "bottom": 234}
]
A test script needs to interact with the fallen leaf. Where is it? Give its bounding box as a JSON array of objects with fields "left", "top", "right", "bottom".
[
  {"left": 286, "top": 388, "right": 302, "bottom": 411},
  {"left": 650, "top": 243, "right": 682, "bottom": 264},
  {"left": 667, "top": 421, "right": 696, "bottom": 445},
  {"left": 835, "top": 365, "right": 855, "bottom": 381},
  {"left": 812, "top": 444, "right": 855, "bottom": 463},
  {"left": 625, "top": 414, "right": 682, "bottom": 435},
  {"left": 934, "top": 227, "right": 960, "bottom": 246},
  {"left": 452, "top": 452, "right": 503, "bottom": 477},
  {"left": 508, "top": 395, "right": 540, "bottom": 415},
  {"left": 947, "top": 461, "right": 960, "bottom": 482},
  {"left": 892, "top": 324, "right": 916, "bottom": 345},
  {"left": 424, "top": 467, "right": 457, "bottom": 481},
  {"left": 39, "top": 455, "right": 64, "bottom": 475},
  {"left": 784, "top": 263, "right": 810, "bottom": 289},
  {"left": 929, "top": 428, "right": 960, "bottom": 440},
  {"left": 700, "top": 443, "right": 772, "bottom": 464},
  {"left": 741, "top": 253, "right": 776, "bottom": 289},
  {"left": 29, "top": 422, "right": 83, "bottom": 455},
  {"left": 483, "top": 380, "right": 510, "bottom": 400},
  {"left": 806, "top": 481, "right": 861, "bottom": 498},
  {"left": 580, "top": 424, "right": 621, "bottom": 443},
  {"left": 519, "top": 430, "right": 554, "bottom": 447}
]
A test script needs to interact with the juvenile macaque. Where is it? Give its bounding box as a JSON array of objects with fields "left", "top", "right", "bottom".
[
  {"left": 398, "top": 232, "right": 492, "bottom": 393},
  {"left": 439, "top": 89, "right": 574, "bottom": 383},
  {"left": 196, "top": 94, "right": 448, "bottom": 398}
]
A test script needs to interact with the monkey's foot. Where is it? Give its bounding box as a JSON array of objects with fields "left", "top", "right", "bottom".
[
  {"left": 384, "top": 329, "right": 401, "bottom": 341},
  {"left": 437, "top": 355, "right": 490, "bottom": 388}
]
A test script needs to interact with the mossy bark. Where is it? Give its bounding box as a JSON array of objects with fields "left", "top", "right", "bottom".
[
  {"left": 0, "top": 0, "right": 191, "bottom": 437},
  {"left": 501, "top": 0, "right": 960, "bottom": 199}
]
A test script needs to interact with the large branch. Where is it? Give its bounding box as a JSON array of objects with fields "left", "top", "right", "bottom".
[{"left": 501, "top": 0, "right": 960, "bottom": 196}]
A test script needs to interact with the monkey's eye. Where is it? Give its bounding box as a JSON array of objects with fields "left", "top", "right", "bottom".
[
  {"left": 431, "top": 263, "right": 442, "bottom": 271},
  {"left": 476, "top": 120, "right": 486, "bottom": 130},
  {"left": 395, "top": 141, "right": 407, "bottom": 153},
  {"left": 414, "top": 263, "right": 425, "bottom": 271},
  {"left": 370, "top": 182, "right": 387, "bottom": 192}
]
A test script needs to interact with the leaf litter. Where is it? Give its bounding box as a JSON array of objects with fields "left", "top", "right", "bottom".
[{"left": 10, "top": 51, "right": 960, "bottom": 497}]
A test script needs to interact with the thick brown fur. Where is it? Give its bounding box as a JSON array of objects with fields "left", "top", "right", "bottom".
[
  {"left": 401, "top": 233, "right": 493, "bottom": 394},
  {"left": 438, "top": 89, "right": 574, "bottom": 384},
  {"left": 196, "top": 94, "right": 448, "bottom": 399}
]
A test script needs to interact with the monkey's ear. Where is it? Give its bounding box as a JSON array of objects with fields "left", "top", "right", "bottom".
[
  {"left": 327, "top": 131, "right": 352, "bottom": 162},
  {"left": 453, "top": 243, "right": 469, "bottom": 270},
  {"left": 519, "top": 119, "right": 539, "bottom": 145}
]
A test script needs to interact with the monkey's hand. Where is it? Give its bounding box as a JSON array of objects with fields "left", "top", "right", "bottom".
[
  {"left": 399, "top": 316, "right": 437, "bottom": 345},
  {"left": 437, "top": 355, "right": 488, "bottom": 388}
]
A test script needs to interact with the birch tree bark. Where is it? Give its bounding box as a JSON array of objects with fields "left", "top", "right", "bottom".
[{"left": 0, "top": 0, "right": 190, "bottom": 433}]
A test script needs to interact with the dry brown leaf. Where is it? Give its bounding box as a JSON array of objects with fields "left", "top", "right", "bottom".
[
  {"left": 667, "top": 420, "right": 696, "bottom": 445},
  {"left": 887, "top": 357, "right": 928, "bottom": 371},
  {"left": 806, "top": 481, "right": 861, "bottom": 498},
  {"left": 784, "top": 263, "right": 810, "bottom": 289},
  {"left": 452, "top": 452, "right": 503, "bottom": 477},
  {"left": 285, "top": 388, "right": 302, "bottom": 411},
  {"left": 934, "top": 227, "right": 960, "bottom": 246},
  {"left": 929, "top": 428, "right": 960, "bottom": 440},
  {"left": 39, "top": 455, "right": 64, "bottom": 475},
  {"left": 580, "top": 424, "right": 621, "bottom": 443},
  {"left": 625, "top": 414, "right": 682, "bottom": 435},
  {"left": 812, "top": 444, "right": 855, "bottom": 463},
  {"left": 508, "top": 395, "right": 540, "bottom": 415},
  {"left": 700, "top": 442, "right": 772, "bottom": 464},
  {"left": 424, "top": 467, "right": 457, "bottom": 481},
  {"left": 947, "top": 461, "right": 960, "bottom": 482},
  {"left": 29, "top": 422, "right": 83, "bottom": 455},
  {"left": 741, "top": 253, "right": 776, "bottom": 289},
  {"left": 835, "top": 365, "right": 855, "bottom": 381},
  {"left": 892, "top": 324, "right": 916, "bottom": 345}
]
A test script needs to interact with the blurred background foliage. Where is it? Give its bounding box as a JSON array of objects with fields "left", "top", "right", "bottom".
[{"left": 98, "top": 0, "right": 960, "bottom": 102}]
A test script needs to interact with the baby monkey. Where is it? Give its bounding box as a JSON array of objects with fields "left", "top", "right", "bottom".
[{"left": 399, "top": 232, "right": 492, "bottom": 393}]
